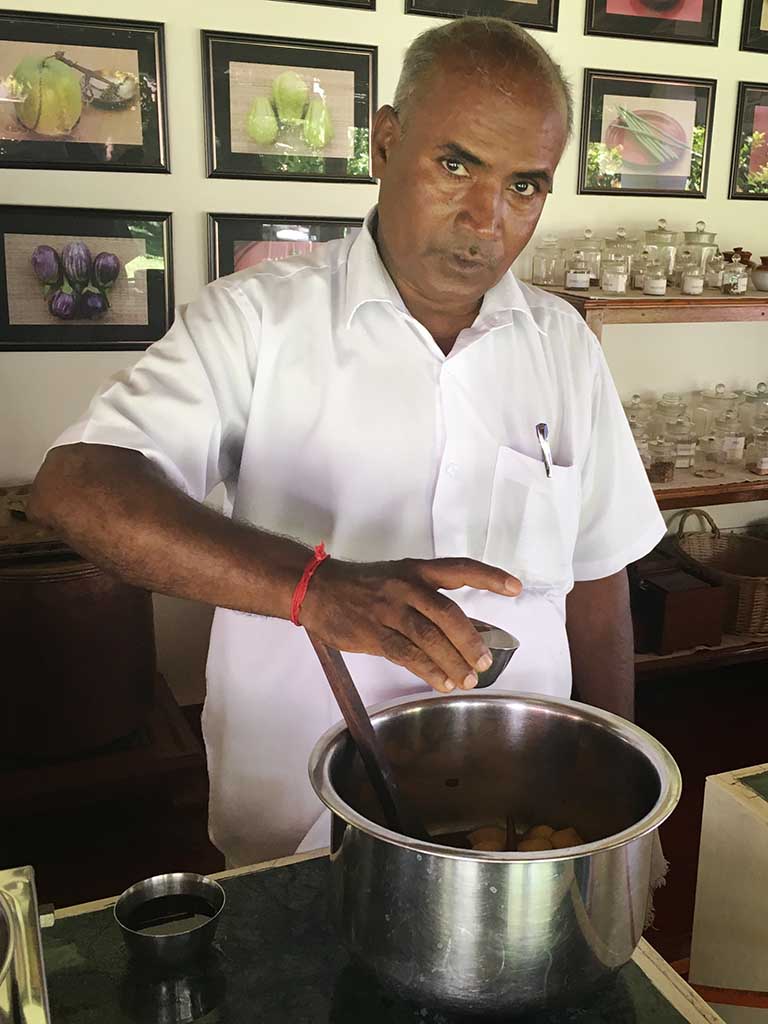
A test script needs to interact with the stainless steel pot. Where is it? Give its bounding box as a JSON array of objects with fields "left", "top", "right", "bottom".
[
  {"left": 0, "top": 866, "right": 51, "bottom": 1023},
  {"left": 309, "top": 692, "right": 681, "bottom": 1016}
]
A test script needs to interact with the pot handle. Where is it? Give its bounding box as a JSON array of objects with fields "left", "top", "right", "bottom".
[{"left": 0, "top": 867, "right": 51, "bottom": 1024}]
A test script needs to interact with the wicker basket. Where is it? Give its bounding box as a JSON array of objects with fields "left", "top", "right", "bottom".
[{"left": 670, "top": 509, "right": 768, "bottom": 637}]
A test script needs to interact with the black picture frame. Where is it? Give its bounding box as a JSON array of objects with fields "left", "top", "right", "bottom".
[
  {"left": 0, "top": 10, "right": 169, "bottom": 173},
  {"left": 404, "top": 0, "right": 558, "bottom": 29},
  {"left": 0, "top": 205, "right": 173, "bottom": 351},
  {"left": 207, "top": 213, "right": 363, "bottom": 280},
  {"left": 578, "top": 69, "right": 716, "bottom": 198},
  {"left": 729, "top": 82, "right": 768, "bottom": 200},
  {"left": 741, "top": 0, "right": 768, "bottom": 53},
  {"left": 585, "top": 0, "right": 721, "bottom": 46},
  {"left": 202, "top": 31, "right": 376, "bottom": 183},
  {"left": 271, "top": 0, "right": 374, "bottom": 9}
]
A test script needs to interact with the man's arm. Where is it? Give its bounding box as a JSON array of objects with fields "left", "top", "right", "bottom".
[
  {"left": 28, "top": 443, "right": 520, "bottom": 693},
  {"left": 565, "top": 569, "right": 635, "bottom": 722}
]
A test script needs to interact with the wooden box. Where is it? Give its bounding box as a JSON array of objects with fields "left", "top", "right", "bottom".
[{"left": 630, "top": 560, "right": 725, "bottom": 656}]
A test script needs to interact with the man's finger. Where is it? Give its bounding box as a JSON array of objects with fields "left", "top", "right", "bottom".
[
  {"left": 393, "top": 606, "right": 479, "bottom": 690},
  {"left": 404, "top": 587, "right": 492, "bottom": 674},
  {"left": 378, "top": 628, "right": 459, "bottom": 694},
  {"left": 411, "top": 557, "right": 522, "bottom": 596}
]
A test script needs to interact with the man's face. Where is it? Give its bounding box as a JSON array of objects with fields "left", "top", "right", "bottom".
[{"left": 373, "top": 60, "right": 568, "bottom": 306}]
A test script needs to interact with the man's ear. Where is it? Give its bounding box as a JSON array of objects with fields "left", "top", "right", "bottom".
[{"left": 371, "top": 105, "right": 401, "bottom": 179}]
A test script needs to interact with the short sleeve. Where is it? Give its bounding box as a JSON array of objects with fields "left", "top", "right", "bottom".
[
  {"left": 572, "top": 340, "right": 666, "bottom": 581},
  {"left": 49, "top": 278, "right": 259, "bottom": 503}
]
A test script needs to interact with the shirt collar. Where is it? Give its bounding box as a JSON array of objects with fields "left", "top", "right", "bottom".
[{"left": 344, "top": 206, "right": 547, "bottom": 338}]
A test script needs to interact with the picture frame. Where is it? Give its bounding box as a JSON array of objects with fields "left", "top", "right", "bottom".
[
  {"left": 272, "top": 0, "right": 374, "bottom": 9},
  {"left": 729, "top": 82, "right": 768, "bottom": 200},
  {"left": 578, "top": 69, "right": 716, "bottom": 198},
  {"left": 0, "top": 10, "right": 169, "bottom": 173},
  {"left": 403, "top": 0, "right": 558, "bottom": 30},
  {"left": 0, "top": 205, "right": 173, "bottom": 351},
  {"left": 202, "top": 31, "right": 376, "bottom": 183},
  {"left": 585, "top": 0, "right": 722, "bottom": 46},
  {"left": 741, "top": 0, "right": 768, "bottom": 53},
  {"left": 207, "top": 213, "right": 363, "bottom": 280}
]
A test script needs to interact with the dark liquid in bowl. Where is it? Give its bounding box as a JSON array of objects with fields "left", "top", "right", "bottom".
[{"left": 123, "top": 894, "right": 216, "bottom": 936}]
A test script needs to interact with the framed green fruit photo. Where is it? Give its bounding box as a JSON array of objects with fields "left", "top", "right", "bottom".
[
  {"left": 0, "top": 10, "right": 169, "bottom": 173},
  {"left": 202, "top": 31, "right": 376, "bottom": 183},
  {"left": 0, "top": 205, "right": 173, "bottom": 351}
]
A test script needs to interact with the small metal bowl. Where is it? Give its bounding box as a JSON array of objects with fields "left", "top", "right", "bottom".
[
  {"left": 469, "top": 618, "right": 520, "bottom": 688},
  {"left": 114, "top": 872, "right": 225, "bottom": 969}
]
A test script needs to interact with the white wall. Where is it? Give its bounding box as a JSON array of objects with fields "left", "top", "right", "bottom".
[{"left": 3, "top": 0, "right": 767, "bottom": 703}]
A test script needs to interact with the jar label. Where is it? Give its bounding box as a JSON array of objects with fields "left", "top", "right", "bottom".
[
  {"left": 706, "top": 271, "right": 724, "bottom": 288},
  {"left": 631, "top": 272, "right": 645, "bottom": 290},
  {"left": 566, "top": 271, "right": 590, "bottom": 289},
  {"left": 644, "top": 279, "right": 667, "bottom": 296},
  {"left": 682, "top": 275, "right": 704, "bottom": 295},
  {"left": 602, "top": 271, "right": 627, "bottom": 293}
]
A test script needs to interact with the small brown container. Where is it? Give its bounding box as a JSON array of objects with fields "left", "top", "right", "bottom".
[{"left": 631, "top": 560, "right": 725, "bottom": 656}]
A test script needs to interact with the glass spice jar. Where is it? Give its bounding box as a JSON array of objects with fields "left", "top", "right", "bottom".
[
  {"left": 665, "top": 416, "right": 697, "bottom": 470},
  {"left": 681, "top": 260, "right": 705, "bottom": 296},
  {"left": 623, "top": 392, "right": 654, "bottom": 426},
  {"left": 739, "top": 382, "right": 768, "bottom": 440},
  {"left": 628, "top": 414, "right": 651, "bottom": 469},
  {"left": 643, "top": 258, "right": 668, "bottom": 296},
  {"left": 565, "top": 250, "right": 591, "bottom": 291},
  {"left": 746, "top": 428, "right": 768, "bottom": 476},
  {"left": 704, "top": 251, "right": 725, "bottom": 290},
  {"left": 644, "top": 218, "right": 677, "bottom": 281},
  {"left": 631, "top": 248, "right": 651, "bottom": 291},
  {"left": 694, "top": 435, "right": 725, "bottom": 479},
  {"left": 647, "top": 438, "right": 676, "bottom": 484},
  {"left": 532, "top": 235, "right": 565, "bottom": 287},
  {"left": 693, "top": 382, "right": 740, "bottom": 436},
  {"left": 713, "top": 409, "right": 746, "bottom": 465},
  {"left": 578, "top": 228, "right": 602, "bottom": 285},
  {"left": 672, "top": 248, "right": 698, "bottom": 290},
  {"left": 600, "top": 252, "right": 629, "bottom": 294},
  {"left": 722, "top": 257, "right": 748, "bottom": 295},
  {"left": 649, "top": 392, "right": 688, "bottom": 437}
]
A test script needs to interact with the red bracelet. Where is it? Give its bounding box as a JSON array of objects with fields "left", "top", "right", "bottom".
[{"left": 290, "top": 542, "right": 329, "bottom": 626}]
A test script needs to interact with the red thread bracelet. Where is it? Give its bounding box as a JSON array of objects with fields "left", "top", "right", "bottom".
[{"left": 290, "top": 542, "right": 329, "bottom": 626}]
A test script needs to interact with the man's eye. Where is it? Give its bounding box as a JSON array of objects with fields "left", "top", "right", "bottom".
[
  {"left": 512, "top": 181, "right": 539, "bottom": 197},
  {"left": 441, "top": 158, "right": 470, "bottom": 177}
]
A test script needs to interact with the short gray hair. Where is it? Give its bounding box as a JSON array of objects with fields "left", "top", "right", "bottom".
[{"left": 392, "top": 16, "right": 573, "bottom": 137}]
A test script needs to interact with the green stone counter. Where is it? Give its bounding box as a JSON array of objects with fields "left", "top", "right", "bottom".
[{"left": 43, "top": 852, "right": 722, "bottom": 1023}]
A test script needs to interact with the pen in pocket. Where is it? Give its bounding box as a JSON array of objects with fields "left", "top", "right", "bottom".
[{"left": 535, "top": 422, "right": 553, "bottom": 478}]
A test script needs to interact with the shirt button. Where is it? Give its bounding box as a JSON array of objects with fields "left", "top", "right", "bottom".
[{"left": 446, "top": 462, "right": 459, "bottom": 478}]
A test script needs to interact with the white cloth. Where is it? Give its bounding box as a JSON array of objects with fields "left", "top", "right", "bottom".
[{"left": 51, "top": 211, "right": 666, "bottom": 866}]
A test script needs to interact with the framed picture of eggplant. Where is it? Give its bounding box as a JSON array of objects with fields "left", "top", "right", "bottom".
[
  {"left": 729, "top": 83, "right": 768, "bottom": 200},
  {"left": 0, "top": 206, "right": 173, "bottom": 351},
  {"left": 403, "top": 0, "right": 558, "bottom": 30},
  {"left": 0, "top": 11, "right": 169, "bottom": 173},
  {"left": 585, "top": 0, "right": 722, "bottom": 46},
  {"left": 202, "top": 31, "right": 376, "bottom": 183},
  {"left": 578, "top": 69, "right": 716, "bottom": 198},
  {"left": 741, "top": 0, "right": 768, "bottom": 52},
  {"left": 207, "top": 213, "right": 363, "bottom": 280}
]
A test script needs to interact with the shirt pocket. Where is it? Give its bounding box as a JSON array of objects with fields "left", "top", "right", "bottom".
[{"left": 482, "top": 445, "right": 580, "bottom": 592}]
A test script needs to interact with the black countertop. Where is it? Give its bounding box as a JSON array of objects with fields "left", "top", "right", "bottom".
[{"left": 43, "top": 855, "right": 707, "bottom": 1023}]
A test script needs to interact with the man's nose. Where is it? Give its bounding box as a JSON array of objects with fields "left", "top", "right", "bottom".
[{"left": 460, "top": 181, "right": 505, "bottom": 239}]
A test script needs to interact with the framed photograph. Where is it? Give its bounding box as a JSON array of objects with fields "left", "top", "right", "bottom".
[
  {"left": 578, "top": 69, "right": 716, "bottom": 198},
  {"left": 0, "top": 206, "right": 173, "bottom": 351},
  {"left": 202, "top": 31, "right": 376, "bottom": 183},
  {"left": 207, "top": 213, "right": 362, "bottom": 280},
  {"left": 741, "top": 0, "right": 768, "bottom": 52},
  {"left": 585, "top": 0, "right": 721, "bottom": 46},
  {"left": 729, "top": 82, "right": 768, "bottom": 200},
  {"left": 273, "top": 0, "right": 374, "bottom": 9},
  {"left": 404, "top": 0, "right": 558, "bottom": 29},
  {"left": 0, "top": 10, "right": 168, "bottom": 173}
]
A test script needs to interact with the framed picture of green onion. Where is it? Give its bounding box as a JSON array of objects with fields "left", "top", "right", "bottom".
[
  {"left": 0, "top": 10, "right": 169, "bottom": 173},
  {"left": 729, "top": 83, "right": 768, "bottom": 200},
  {"left": 578, "top": 69, "right": 716, "bottom": 198},
  {"left": 0, "top": 205, "right": 173, "bottom": 351},
  {"left": 202, "top": 31, "right": 376, "bottom": 183}
]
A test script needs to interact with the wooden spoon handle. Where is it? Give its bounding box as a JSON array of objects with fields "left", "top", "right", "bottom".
[{"left": 307, "top": 633, "right": 430, "bottom": 841}]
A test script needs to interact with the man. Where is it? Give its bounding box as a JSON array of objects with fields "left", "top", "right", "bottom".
[{"left": 29, "top": 18, "right": 665, "bottom": 867}]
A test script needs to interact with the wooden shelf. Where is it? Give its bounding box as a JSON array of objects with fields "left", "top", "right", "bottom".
[
  {"left": 635, "top": 633, "right": 768, "bottom": 677},
  {"left": 542, "top": 285, "right": 768, "bottom": 341},
  {"left": 651, "top": 465, "right": 768, "bottom": 510}
]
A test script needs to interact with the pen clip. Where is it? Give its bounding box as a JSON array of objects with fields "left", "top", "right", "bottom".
[{"left": 536, "top": 422, "right": 553, "bottom": 479}]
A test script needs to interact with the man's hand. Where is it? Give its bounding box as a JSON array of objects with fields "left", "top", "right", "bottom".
[{"left": 300, "top": 556, "right": 521, "bottom": 694}]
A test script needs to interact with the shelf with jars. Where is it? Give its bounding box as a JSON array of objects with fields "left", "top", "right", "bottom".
[
  {"left": 623, "top": 383, "right": 768, "bottom": 510},
  {"left": 530, "top": 219, "right": 768, "bottom": 342}
]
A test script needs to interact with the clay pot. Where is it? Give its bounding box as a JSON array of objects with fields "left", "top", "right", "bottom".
[{"left": 752, "top": 256, "right": 768, "bottom": 292}]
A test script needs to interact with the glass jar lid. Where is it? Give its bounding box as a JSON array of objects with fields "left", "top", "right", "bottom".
[
  {"left": 648, "top": 438, "right": 675, "bottom": 457},
  {"left": 683, "top": 220, "right": 717, "bottom": 245},
  {"left": 743, "top": 381, "right": 768, "bottom": 402},
  {"left": 702, "top": 382, "right": 739, "bottom": 403},
  {"left": 714, "top": 409, "right": 744, "bottom": 432},
  {"left": 579, "top": 228, "right": 602, "bottom": 252},
  {"left": 644, "top": 218, "right": 677, "bottom": 245},
  {"left": 657, "top": 391, "right": 686, "bottom": 411},
  {"left": 665, "top": 416, "right": 696, "bottom": 439}
]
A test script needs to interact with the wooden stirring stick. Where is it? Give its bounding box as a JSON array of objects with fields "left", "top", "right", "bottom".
[{"left": 307, "top": 633, "right": 431, "bottom": 842}]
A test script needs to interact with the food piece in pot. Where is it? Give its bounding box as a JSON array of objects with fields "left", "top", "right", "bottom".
[
  {"left": 550, "top": 827, "right": 584, "bottom": 849},
  {"left": 524, "top": 824, "right": 555, "bottom": 841},
  {"left": 473, "top": 838, "right": 505, "bottom": 852},
  {"left": 518, "top": 838, "right": 554, "bottom": 852},
  {"left": 468, "top": 826, "right": 506, "bottom": 848}
]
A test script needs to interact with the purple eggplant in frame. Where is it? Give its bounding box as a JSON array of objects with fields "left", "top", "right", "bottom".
[
  {"left": 31, "top": 245, "right": 62, "bottom": 287},
  {"left": 93, "top": 252, "right": 121, "bottom": 289},
  {"left": 61, "top": 240, "right": 92, "bottom": 288}
]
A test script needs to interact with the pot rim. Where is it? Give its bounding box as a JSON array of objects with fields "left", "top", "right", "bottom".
[{"left": 308, "top": 691, "right": 682, "bottom": 862}]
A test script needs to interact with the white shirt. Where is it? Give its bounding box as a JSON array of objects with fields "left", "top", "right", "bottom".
[{"left": 53, "top": 211, "right": 665, "bottom": 865}]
